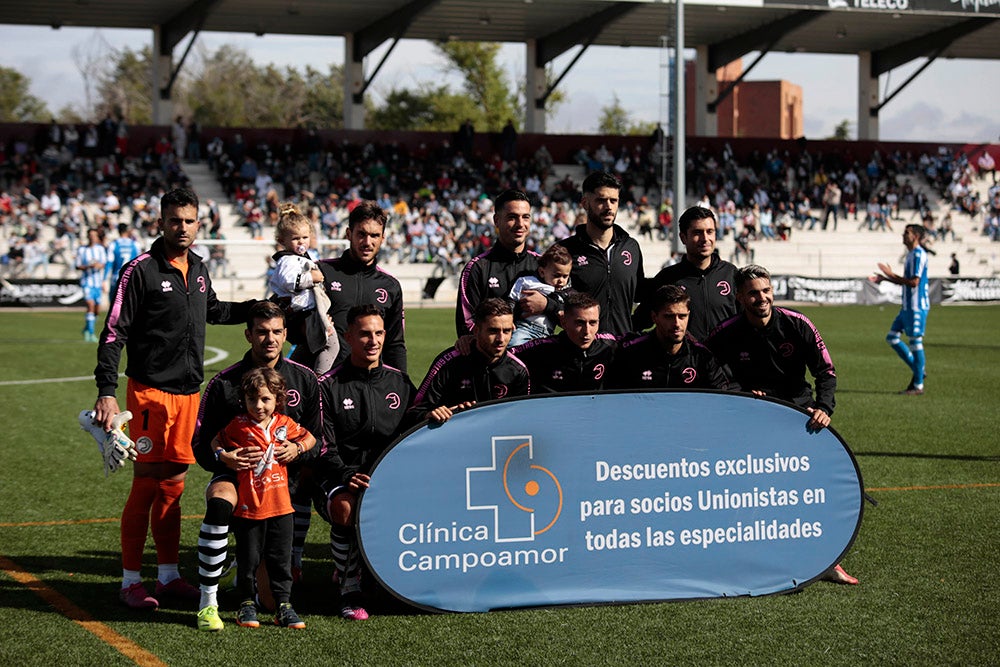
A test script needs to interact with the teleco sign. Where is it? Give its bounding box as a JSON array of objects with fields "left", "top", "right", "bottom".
[
  {"left": 763, "top": 0, "right": 1000, "bottom": 12},
  {"left": 359, "top": 392, "right": 864, "bottom": 612}
]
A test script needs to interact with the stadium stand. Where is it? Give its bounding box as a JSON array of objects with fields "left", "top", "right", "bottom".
[{"left": 2, "top": 123, "right": 997, "bottom": 303}]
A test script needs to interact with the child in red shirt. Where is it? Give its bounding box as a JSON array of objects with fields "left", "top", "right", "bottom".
[{"left": 211, "top": 367, "right": 316, "bottom": 629}]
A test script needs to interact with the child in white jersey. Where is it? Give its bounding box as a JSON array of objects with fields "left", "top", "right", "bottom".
[
  {"left": 268, "top": 205, "right": 338, "bottom": 374},
  {"left": 508, "top": 243, "right": 573, "bottom": 346}
]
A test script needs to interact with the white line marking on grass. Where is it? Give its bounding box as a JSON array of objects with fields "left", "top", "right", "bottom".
[{"left": 0, "top": 346, "right": 230, "bottom": 386}]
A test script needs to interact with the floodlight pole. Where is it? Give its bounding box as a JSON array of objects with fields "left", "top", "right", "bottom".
[{"left": 671, "top": 0, "right": 685, "bottom": 256}]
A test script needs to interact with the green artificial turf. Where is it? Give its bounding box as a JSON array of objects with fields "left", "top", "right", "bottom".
[{"left": 0, "top": 305, "right": 997, "bottom": 666}]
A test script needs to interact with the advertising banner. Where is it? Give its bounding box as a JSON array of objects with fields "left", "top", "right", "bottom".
[
  {"left": 771, "top": 275, "right": 869, "bottom": 304},
  {"left": 359, "top": 391, "right": 864, "bottom": 613},
  {"left": 771, "top": 275, "right": 959, "bottom": 305},
  {"left": 940, "top": 277, "right": 1000, "bottom": 302},
  {"left": 0, "top": 279, "right": 83, "bottom": 307}
]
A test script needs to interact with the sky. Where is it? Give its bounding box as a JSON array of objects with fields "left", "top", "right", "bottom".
[{"left": 1, "top": 24, "right": 998, "bottom": 143}]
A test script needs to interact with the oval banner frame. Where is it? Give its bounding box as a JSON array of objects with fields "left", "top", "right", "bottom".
[{"left": 358, "top": 390, "right": 864, "bottom": 613}]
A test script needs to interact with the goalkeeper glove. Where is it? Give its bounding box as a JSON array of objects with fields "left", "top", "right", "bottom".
[{"left": 78, "top": 409, "right": 138, "bottom": 476}]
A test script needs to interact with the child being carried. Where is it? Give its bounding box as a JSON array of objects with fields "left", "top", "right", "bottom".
[
  {"left": 268, "top": 204, "right": 338, "bottom": 374},
  {"left": 508, "top": 243, "right": 573, "bottom": 347}
]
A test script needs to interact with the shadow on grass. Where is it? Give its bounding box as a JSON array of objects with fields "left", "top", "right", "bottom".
[
  {"left": 0, "top": 548, "right": 424, "bottom": 625},
  {"left": 854, "top": 451, "right": 1000, "bottom": 462}
]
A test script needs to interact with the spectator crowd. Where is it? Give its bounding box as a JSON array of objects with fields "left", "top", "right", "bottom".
[{"left": 3, "top": 118, "right": 998, "bottom": 281}]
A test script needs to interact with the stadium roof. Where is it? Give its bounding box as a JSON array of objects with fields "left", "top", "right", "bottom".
[{"left": 2, "top": 0, "right": 998, "bottom": 66}]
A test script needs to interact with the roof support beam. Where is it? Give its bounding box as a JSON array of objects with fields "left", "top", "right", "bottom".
[
  {"left": 537, "top": 42, "right": 592, "bottom": 109},
  {"left": 533, "top": 2, "right": 638, "bottom": 109},
  {"left": 160, "top": 28, "right": 201, "bottom": 99},
  {"left": 160, "top": 0, "right": 220, "bottom": 53},
  {"left": 347, "top": 0, "right": 440, "bottom": 106},
  {"left": 706, "top": 10, "right": 824, "bottom": 72},
  {"left": 871, "top": 54, "right": 938, "bottom": 114},
  {"left": 868, "top": 17, "right": 995, "bottom": 119},
  {"left": 871, "top": 17, "right": 996, "bottom": 76},
  {"left": 353, "top": 0, "right": 440, "bottom": 61},
  {"left": 156, "top": 0, "right": 220, "bottom": 99},
  {"left": 535, "top": 2, "right": 638, "bottom": 66},
  {"left": 352, "top": 36, "right": 403, "bottom": 104},
  {"left": 708, "top": 48, "right": 768, "bottom": 113}
]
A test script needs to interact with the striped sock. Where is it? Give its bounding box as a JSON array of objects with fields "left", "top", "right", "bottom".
[{"left": 198, "top": 498, "right": 233, "bottom": 607}]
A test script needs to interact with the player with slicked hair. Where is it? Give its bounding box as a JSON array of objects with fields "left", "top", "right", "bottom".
[
  {"left": 610, "top": 285, "right": 728, "bottom": 390},
  {"left": 412, "top": 298, "right": 529, "bottom": 425},
  {"left": 455, "top": 189, "right": 556, "bottom": 336},
  {"left": 704, "top": 264, "right": 857, "bottom": 585},
  {"left": 309, "top": 200, "right": 407, "bottom": 372}
]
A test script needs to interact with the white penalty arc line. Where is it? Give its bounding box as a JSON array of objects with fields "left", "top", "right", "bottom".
[{"left": 0, "top": 346, "right": 230, "bottom": 387}]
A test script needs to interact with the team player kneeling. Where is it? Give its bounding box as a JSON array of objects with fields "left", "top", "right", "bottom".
[{"left": 90, "top": 188, "right": 858, "bottom": 631}]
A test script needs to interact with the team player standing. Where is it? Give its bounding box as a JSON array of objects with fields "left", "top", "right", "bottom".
[{"left": 93, "top": 188, "right": 253, "bottom": 610}]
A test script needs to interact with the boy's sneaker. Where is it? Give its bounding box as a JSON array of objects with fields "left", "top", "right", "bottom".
[
  {"left": 274, "top": 602, "right": 306, "bottom": 629},
  {"left": 156, "top": 577, "right": 200, "bottom": 601},
  {"left": 119, "top": 582, "right": 158, "bottom": 610},
  {"left": 236, "top": 600, "right": 260, "bottom": 628},
  {"left": 900, "top": 381, "right": 925, "bottom": 395},
  {"left": 196, "top": 605, "right": 224, "bottom": 632},
  {"left": 340, "top": 593, "right": 369, "bottom": 621}
]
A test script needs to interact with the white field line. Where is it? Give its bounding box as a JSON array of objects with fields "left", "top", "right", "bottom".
[{"left": 0, "top": 346, "right": 229, "bottom": 386}]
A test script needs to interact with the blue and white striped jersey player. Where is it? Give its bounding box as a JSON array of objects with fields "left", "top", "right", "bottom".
[
  {"left": 873, "top": 224, "right": 930, "bottom": 395},
  {"left": 76, "top": 228, "right": 109, "bottom": 342},
  {"left": 106, "top": 223, "right": 143, "bottom": 303}
]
